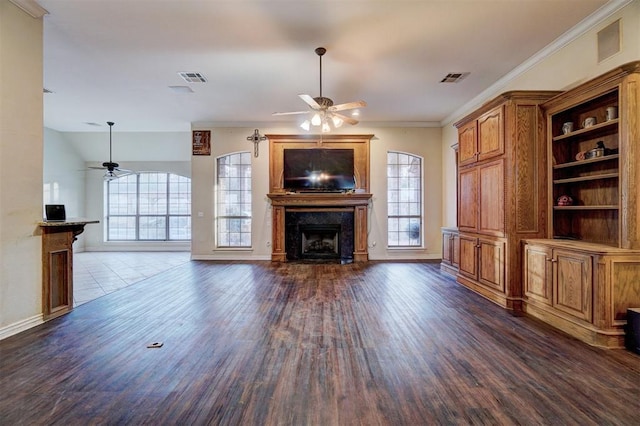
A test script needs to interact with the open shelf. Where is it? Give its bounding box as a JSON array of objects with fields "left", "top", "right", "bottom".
[
  {"left": 553, "top": 172, "right": 618, "bottom": 184},
  {"left": 553, "top": 154, "right": 619, "bottom": 169},
  {"left": 552, "top": 119, "right": 618, "bottom": 141},
  {"left": 553, "top": 205, "right": 619, "bottom": 210}
]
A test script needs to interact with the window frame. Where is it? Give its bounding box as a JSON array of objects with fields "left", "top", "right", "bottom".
[
  {"left": 215, "top": 151, "right": 252, "bottom": 249},
  {"left": 106, "top": 172, "right": 191, "bottom": 241},
  {"left": 386, "top": 150, "right": 424, "bottom": 249}
]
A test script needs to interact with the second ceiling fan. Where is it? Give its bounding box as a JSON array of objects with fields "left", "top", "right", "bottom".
[
  {"left": 88, "top": 121, "right": 136, "bottom": 181},
  {"left": 273, "top": 47, "right": 366, "bottom": 132}
]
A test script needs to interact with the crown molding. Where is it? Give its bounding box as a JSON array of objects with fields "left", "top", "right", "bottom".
[
  {"left": 9, "top": 0, "right": 48, "bottom": 18},
  {"left": 441, "top": 0, "right": 634, "bottom": 127}
]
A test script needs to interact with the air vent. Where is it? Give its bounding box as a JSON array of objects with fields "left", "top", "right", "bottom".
[
  {"left": 178, "top": 72, "right": 207, "bottom": 83},
  {"left": 598, "top": 19, "right": 620, "bottom": 63},
  {"left": 440, "top": 72, "right": 470, "bottom": 83},
  {"left": 43, "top": 88, "right": 53, "bottom": 93}
]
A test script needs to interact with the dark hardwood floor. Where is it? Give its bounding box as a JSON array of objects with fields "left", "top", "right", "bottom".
[{"left": 0, "top": 261, "right": 638, "bottom": 425}]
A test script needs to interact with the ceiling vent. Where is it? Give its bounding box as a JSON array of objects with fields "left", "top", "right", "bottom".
[
  {"left": 178, "top": 72, "right": 207, "bottom": 83},
  {"left": 440, "top": 72, "right": 470, "bottom": 83}
]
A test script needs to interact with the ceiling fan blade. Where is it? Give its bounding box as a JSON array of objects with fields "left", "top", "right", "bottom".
[
  {"left": 88, "top": 166, "right": 106, "bottom": 170},
  {"left": 298, "top": 94, "right": 321, "bottom": 109},
  {"left": 272, "top": 111, "right": 311, "bottom": 116},
  {"left": 115, "top": 167, "right": 136, "bottom": 173},
  {"left": 329, "top": 100, "right": 367, "bottom": 112},
  {"left": 332, "top": 112, "right": 359, "bottom": 125}
]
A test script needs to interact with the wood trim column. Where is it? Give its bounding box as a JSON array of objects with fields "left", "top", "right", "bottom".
[
  {"left": 271, "top": 206, "right": 286, "bottom": 262},
  {"left": 353, "top": 205, "right": 368, "bottom": 262}
]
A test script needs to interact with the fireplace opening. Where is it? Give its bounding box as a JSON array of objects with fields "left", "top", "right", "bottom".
[{"left": 300, "top": 225, "right": 340, "bottom": 260}]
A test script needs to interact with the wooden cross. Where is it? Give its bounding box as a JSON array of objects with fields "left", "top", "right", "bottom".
[{"left": 247, "top": 129, "right": 267, "bottom": 157}]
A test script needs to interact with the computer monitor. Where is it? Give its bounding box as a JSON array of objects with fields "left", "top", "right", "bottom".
[{"left": 45, "top": 204, "right": 66, "bottom": 222}]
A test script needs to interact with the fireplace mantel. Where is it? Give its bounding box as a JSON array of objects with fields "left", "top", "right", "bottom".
[
  {"left": 268, "top": 192, "right": 372, "bottom": 207},
  {"left": 267, "top": 192, "right": 372, "bottom": 262}
]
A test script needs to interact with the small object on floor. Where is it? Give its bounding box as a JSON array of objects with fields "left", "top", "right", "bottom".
[{"left": 146, "top": 342, "right": 163, "bottom": 348}]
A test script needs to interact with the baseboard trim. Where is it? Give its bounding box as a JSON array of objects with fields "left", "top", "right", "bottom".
[
  {"left": 191, "top": 254, "right": 272, "bottom": 261},
  {"left": 0, "top": 314, "right": 43, "bottom": 341}
]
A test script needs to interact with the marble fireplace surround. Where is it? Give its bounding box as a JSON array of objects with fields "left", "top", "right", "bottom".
[
  {"left": 287, "top": 210, "right": 352, "bottom": 263},
  {"left": 267, "top": 193, "right": 372, "bottom": 262}
]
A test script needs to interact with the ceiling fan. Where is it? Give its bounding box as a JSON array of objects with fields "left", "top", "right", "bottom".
[
  {"left": 273, "top": 47, "right": 366, "bottom": 132},
  {"left": 88, "top": 121, "right": 135, "bottom": 181}
]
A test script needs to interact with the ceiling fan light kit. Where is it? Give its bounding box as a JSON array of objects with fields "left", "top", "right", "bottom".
[{"left": 274, "top": 47, "right": 366, "bottom": 133}]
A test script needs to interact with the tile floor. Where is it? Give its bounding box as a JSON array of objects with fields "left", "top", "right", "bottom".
[{"left": 73, "top": 251, "right": 191, "bottom": 306}]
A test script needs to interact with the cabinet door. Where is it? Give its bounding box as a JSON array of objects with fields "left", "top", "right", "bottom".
[
  {"left": 523, "top": 244, "right": 552, "bottom": 305},
  {"left": 458, "top": 121, "right": 478, "bottom": 166},
  {"left": 458, "top": 167, "right": 478, "bottom": 232},
  {"left": 458, "top": 234, "right": 478, "bottom": 280},
  {"left": 442, "top": 231, "right": 453, "bottom": 264},
  {"left": 553, "top": 249, "right": 593, "bottom": 322},
  {"left": 477, "top": 105, "right": 504, "bottom": 162},
  {"left": 478, "top": 237, "right": 505, "bottom": 292},
  {"left": 451, "top": 233, "right": 460, "bottom": 267},
  {"left": 478, "top": 159, "right": 505, "bottom": 236}
]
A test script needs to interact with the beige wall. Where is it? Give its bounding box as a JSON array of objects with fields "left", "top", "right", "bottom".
[
  {"left": 190, "top": 125, "right": 442, "bottom": 261},
  {"left": 441, "top": 0, "right": 640, "bottom": 227},
  {"left": 0, "top": 1, "right": 44, "bottom": 337}
]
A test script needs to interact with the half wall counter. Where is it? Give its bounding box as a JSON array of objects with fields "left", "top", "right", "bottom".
[{"left": 39, "top": 219, "right": 99, "bottom": 320}]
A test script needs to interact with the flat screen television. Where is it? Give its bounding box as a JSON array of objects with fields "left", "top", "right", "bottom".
[{"left": 283, "top": 148, "right": 355, "bottom": 192}]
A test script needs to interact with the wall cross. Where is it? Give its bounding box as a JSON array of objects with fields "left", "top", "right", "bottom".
[{"left": 247, "top": 129, "right": 267, "bottom": 157}]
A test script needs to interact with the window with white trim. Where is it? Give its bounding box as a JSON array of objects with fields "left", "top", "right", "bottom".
[
  {"left": 387, "top": 151, "right": 423, "bottom": 247},
  {"left": 106, "top": 172, "right": 191, "bottom": 241},
  {"left": 216, "top": 152, "right": 252, "bottom": 248}
]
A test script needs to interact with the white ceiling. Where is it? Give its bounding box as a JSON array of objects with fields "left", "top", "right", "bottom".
[{"left": 38, "top": 0, "right": 616, "bottom": 133}]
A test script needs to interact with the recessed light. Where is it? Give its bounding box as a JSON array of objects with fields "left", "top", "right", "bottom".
[{"left": 169, "top": 85, "right": 194, "bottom": 93}]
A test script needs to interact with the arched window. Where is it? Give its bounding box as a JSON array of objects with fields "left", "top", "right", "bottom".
[
  {"left": 106, "top": 172, "right": 191, "bottom": 241},
  {"left": 387, "top": 151, "right": 423, "bottom": 247},
  {"left": 216, "top": 152, "right": 252, "bottom": 248}
]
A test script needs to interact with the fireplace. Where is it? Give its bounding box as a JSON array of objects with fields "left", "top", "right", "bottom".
[
  {"left": 285, "top": 209, "right": 354, "bottom": 263},
  {"left": 300, "top": 225, "right": 340, "bottom": 260},
  {"left": 267, "top": 191, "right": 372, "bottom": 263}
]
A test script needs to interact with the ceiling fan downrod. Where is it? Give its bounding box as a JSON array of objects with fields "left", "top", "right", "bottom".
[
  {"left": 316, "top": 47, "right": 326, "bottom": 99},
  {"left": 107, "top": 121, "right": 114, "bottom": 164}
]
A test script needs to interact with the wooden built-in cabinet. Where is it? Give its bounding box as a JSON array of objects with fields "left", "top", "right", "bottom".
[
  {"left": 458, "top": 106, "right": 505, "bottom": 167},
  {"left": 522, "top": 61, "right": 640, "bottom": 348},
  {"left": 440, "top": 227, "right": 459, "bottom": 276},
  {"left": 454, "top": 91, "right": 560, "bottom": 310},
  {"left": 524, "top": 239, "right": 640, "bottom": 348},
  {"left": 458, "top": 234, "right": 505, "bottom": 292}
]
